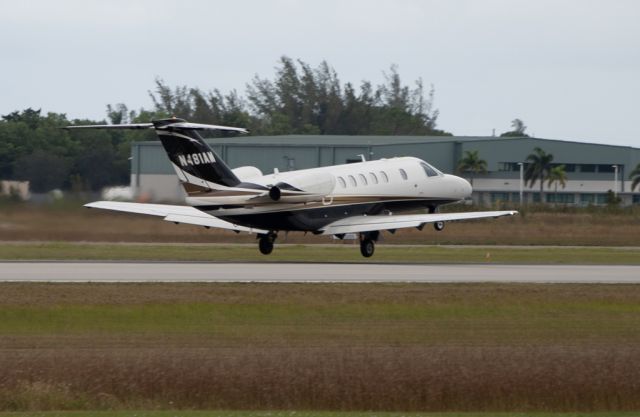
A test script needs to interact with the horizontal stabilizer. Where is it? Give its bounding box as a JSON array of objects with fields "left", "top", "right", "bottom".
[
  {"left": 84, "top": 201, "right": 267, "bottom": 234},
  {"left": 64, "top": 121, "right": 248, "bottom": 134},
  {"left": 164, "top": 122, "right": 249, "bottom": 134},
  {"left": 321, "top": 210, "right": 517, "bottom": 235},
  {"left": 64, "top": 123, "right": 153, "bottom": 130}
]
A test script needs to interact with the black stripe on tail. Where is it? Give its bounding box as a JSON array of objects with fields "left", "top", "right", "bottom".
[{"left": 153, "top": 118, "right": 240, "bottom": 188}]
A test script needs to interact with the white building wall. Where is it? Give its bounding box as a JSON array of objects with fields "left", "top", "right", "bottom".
[
  {"left": 132, "top": 174, "right": 185, "bottom": 202},
  {"left": 472, "top": 179, "right": 632, "bottom": 194}
]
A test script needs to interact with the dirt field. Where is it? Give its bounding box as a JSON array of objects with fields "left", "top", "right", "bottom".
[
  {"left": 1, "top": 202, "right": 639, "bottom": 246},
  {"left": 2, "top": 283, "right": 640, "bottom": 412}
]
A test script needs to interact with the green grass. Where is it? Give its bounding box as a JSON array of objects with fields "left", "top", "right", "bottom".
[
  {"left": 3, "top": 284, "right": 640, "bottom": 411},
  {"left": 1, "top": 412, "right": 639, "bottom": 417},
  {"left": 3, "top": 282, "right": 640, "bottom": 346},
  {"left": 2, "top": 297, "right": 640, "bottom": 345},
  {"left": 1, "top": 242, "right": 639, "bottom": 264}
]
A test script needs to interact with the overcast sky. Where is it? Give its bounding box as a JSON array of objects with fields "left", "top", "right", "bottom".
[{"left": 2, "top": 0, "right": 639, "bottom": 146}]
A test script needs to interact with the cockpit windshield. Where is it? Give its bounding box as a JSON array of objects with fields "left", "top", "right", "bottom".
[{"left": 420, "top": 162, "right": 441, "bottom": 177}]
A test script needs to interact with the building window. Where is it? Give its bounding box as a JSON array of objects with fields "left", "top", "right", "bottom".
[
  {"left": 596, "top": 194, "right": 608, "bottom": 205},
  {"left": 498, "top": 162, "right": 515, "bottom": 172},
  {"left": 380, "top": 171, "right": 389, "bottom": 183},
  {"left": 348, "top": 175, "right": 357, "bottom": 187},
  {"left": 546, "top": 193, "right": 575, "bottom": 204},
  {"left": 358, "top": 173, "right": 368, "bottom": 185},
  {"left": 633, "top": 195, "right": 640, "bottom": 205},
  {"left": 337, "top": 176, "right": 346, "bottom": 188},
  {"left": 498, "top": 162, "right": 525, "bottom": 172},
  {"left": 597, "top": 164, "right": 615, "bottom": 173},
  {"left": 491, "top": 192, "right": 509, "bottom": 202},
  {"left": 579, "top": 164, "right": 596, "bottom": 173},
  {"left": 399, "top": 169, "right": 408, "bottom": 180},
  {"left": 369, "top": 172, "right": 378, "bottom": 184},
  {"left": 580, "top": 193, "right": 595, "bottom": 205}
]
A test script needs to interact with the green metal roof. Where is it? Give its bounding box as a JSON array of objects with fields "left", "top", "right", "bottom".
[{"left": 136, "top": 134, "right": 639, "bottom": 150}]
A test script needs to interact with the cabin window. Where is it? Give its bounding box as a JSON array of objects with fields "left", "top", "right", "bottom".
[
  {"left": 399, "top": 168, "right": 408, "bottom": 180},
  {"left": 421, "top": 163, "right": 438, "bottom": 177},
  {"left": 380, "top": 171, "right": 389, "bottom": 183},
  {"left": 348, "top": 175, "right": 357, "bottom": 187},
  {"left": 337, "top": 176, "right": 346, "bottom": 188},
  {"left": 369, "top": 172, "right": 378, "bottom": 184},
  {"left": 358, "top": 173, "right": 368, "bottom": 185}
]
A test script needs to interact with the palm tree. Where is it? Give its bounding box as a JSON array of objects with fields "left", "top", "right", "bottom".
[
  {"left": 630, "top": 163, "right": 640, "bottom": 192},
  {"left": 525, "top": 147, "right": 554, "bottom": 203},
  {"left": 457, "top": 150, "right": 487, "bottom": 186},
  {"left": 547, "top": 165, "right": 568, "bottom": 202}
]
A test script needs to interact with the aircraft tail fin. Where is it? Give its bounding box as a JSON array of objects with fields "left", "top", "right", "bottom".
[
  {"left": 152, "top": 118, "right": 245, "bottom": 189},
  {"left": 66, "top": 118, "right": 249, "bottom": 191}
]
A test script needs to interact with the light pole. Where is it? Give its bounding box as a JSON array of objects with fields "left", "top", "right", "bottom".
[
  {"left": 612, "top": 164, "right": 618, "bottom": 198},
  {"left": 518, "top": 162, "right": 524, "bottom": 205}
]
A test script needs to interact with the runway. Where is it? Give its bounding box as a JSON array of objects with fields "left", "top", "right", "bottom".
[{"left": 1, "top": 262, "right": 640, "bottom": 283}]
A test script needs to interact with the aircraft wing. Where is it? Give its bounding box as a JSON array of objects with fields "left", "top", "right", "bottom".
[
  {"left": 320, "top": 210, "right": 517, "bottom": 235},
  {"left": 84, "top": 201, "right": 268, "bottom": 234}
]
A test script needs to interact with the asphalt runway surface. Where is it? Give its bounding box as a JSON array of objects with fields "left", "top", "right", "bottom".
[{"left": 1, "top": 262, "right": 640, "bottom": 283}]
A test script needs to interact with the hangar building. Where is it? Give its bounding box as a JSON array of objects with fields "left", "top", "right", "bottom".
[{"left": 130, "top": 135, "right": 640, "bottom": 206}]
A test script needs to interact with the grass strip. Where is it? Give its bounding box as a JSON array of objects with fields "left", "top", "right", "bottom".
[
  {"left": 0, "top": 242, "right": 639, "bottom": 264},
  {"left": 2, "top": 411, "right": 640, "bottom": 417}
]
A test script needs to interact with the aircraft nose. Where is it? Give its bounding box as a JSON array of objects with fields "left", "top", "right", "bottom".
[
  {"left": 447, "top": 174, "right": 472, "bottom": 198},
  {"left": 460, "top": 177, "right": 472, "bottom": 197}
]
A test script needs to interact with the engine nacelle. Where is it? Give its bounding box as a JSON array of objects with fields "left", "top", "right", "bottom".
[{"left": 269, "top": 171, "right": 336, "bottom": 203}]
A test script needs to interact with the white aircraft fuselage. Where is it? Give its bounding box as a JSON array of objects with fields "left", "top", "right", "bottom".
[{"left": 187, "top": 157, "right": 472, "bottom": 231}]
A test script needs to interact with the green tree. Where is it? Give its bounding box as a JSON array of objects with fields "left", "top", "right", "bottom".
[
  {"left": 144, "top": 57, "right": 450, "bottom": 136},
  {"left": 501, "top": 118, "right": 530, "bottom": 137},
  {"left": 547, "top": 164, "right": 568, "bottom": 202},
  {"left": 246, "top": 57, "right": 449, "bottom": 135},
  {"left": 525, "top": 147, "right": 554, "bottom": 202},
  {"left": 605, "top": 189, "right": 621, "bottom": 206},
  {"left": 13, "top": 150, "right": 71, "bottom": 192},
  {"left": 457, "top": 150, "right": 487, "bottom": 186},
  {"left": 2, "top": 108, "right": 42, "bottom": 129},
  {"left": 629, "top": 163, "right": 640, "bottom": 191}
]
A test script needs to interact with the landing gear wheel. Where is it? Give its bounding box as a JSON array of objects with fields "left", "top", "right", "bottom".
[
  {"left": 258, "top": 238, "right": 273, "bottom": 255},
  {"left": 258, "top": 233, "right": 277, "bottom": 255},
  {"left": 360, "top": 239, "right": 375, "bottom": 258},
  {"left": 434, "top": 221, "right": 445, "bottom": 231}
]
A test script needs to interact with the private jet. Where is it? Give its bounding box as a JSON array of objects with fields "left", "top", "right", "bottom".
[{"left": 66, "top": 118, "right": 516, "bottom": 257}]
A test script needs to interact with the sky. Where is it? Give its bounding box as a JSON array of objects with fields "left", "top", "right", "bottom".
[{"left": 1, "top": 0, "right": 639, "bottom": 146}]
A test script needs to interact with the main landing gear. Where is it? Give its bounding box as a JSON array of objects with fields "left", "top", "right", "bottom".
[
  {"left": 359, "top": 231, "right": 380, "bottom": 258},
  {"left": 258, "top": 232, "right": 277, "bottom": 255}
]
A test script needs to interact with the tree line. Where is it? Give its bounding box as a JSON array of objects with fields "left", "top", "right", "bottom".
[
  {"left": 2, "top": 55, "right": 639, "bottom": 196},
  {"left": 0, "top": 57, "right": 453, "bottom": 193},
  {"left": 125, "top": 57, "right": 450, "bottom": 136}
]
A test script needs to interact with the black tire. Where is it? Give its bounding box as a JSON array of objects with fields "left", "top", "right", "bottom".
[
  {"left": 258, "top": 237, "right": 274, "bottom": 255},
  {"left": 360, "top": 239, "right": 375, "bottom": 258},
  {"left": 434, "top": 221, "right": 445, "bottom": 231}
]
